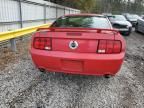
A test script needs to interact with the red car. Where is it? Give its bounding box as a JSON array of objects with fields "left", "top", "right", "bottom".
[{"left": 30, "top": 14, "right": 126, "bottom": 78}]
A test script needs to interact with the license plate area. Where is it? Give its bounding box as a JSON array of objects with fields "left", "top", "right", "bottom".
[{"left": 61, "top": 60, "right": 83, "bottom": 72}]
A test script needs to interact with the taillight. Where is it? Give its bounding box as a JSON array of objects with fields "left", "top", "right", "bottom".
[
  {"left": 33, "top": 37, "right": 52, "bottom": 50},
  {"left": 97, "top": 40, "right": 121, "bottom": 54}
]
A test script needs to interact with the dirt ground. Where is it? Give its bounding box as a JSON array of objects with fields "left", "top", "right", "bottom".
[{"left": 0, "top": 31, "right": 144, "bottom": 108}]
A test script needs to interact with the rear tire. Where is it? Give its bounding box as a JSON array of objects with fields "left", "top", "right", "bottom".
[
  {"left": 104, "top": 74, "right": 112, "bottom": 79},
  {"left": 38, "top": 68, "right": 46, "bottom": 73}
]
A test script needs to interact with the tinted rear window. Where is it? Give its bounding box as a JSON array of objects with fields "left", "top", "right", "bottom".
[{"left": 51, "top": 16, "right": 111, "bottom": 29}]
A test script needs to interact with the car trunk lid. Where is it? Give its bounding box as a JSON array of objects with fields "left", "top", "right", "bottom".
[{"left": 38, "top": 28, "right": 117, "bottom": 53}]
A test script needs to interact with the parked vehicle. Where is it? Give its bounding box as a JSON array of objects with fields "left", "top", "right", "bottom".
[
  {"left": 107, "top": 15, "right": 132, "bottom": 36},
  {"left": 124, "top": 14, "right": 141, "bottom": 27},
  {"left": 30, "top": 14, "right": 126, "bottom": 77},
  {"left": 135, "top": 17, "right": 144, "bottom": 33},
  {"left": 141, "top": 15, "right": 144, "bottom": 19}
]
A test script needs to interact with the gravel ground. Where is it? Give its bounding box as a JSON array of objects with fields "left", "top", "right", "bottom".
[{"left": 0, "top": 32, "right": 144, "bottom": 108}]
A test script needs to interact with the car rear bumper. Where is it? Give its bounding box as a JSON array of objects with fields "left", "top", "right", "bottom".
[{"left": 30, "top": 49, "right": 125, "bottom": 76}]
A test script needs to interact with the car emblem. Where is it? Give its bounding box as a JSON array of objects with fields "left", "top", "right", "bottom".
[{"left": 69, "top": 41, "right": 78, "bottom": 50}]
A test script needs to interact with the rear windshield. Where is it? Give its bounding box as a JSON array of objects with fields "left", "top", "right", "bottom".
[{"left": 51, "top": 16, "right": 111, "bottom": 29}]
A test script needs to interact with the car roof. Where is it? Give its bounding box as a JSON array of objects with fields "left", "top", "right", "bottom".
[{"left": 64, "top": 14, "right": 105, "bottom": 17}]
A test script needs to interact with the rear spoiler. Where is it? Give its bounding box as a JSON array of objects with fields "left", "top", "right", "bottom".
[{"left": 37, "top": 27, "right": 119, "bottom": 34}]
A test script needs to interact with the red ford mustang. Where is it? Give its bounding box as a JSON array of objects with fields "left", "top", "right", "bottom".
[{"left": 30, "top": 14, "right": 126, "bottom": 77}]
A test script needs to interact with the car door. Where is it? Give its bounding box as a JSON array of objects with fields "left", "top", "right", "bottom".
[
  {"left": 138, "top": 19, "right": 144, "bottom": 33},
  {"left": 142, "top": 18, "right": 144, "bottom": 33}
]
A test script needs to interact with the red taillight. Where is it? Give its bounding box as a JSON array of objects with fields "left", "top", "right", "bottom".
[
  {"left": 113, "top": 41, "right": 121, "bottom": 53},
  {"left": 97, "top": 40, "right": 121, "bottom": 54},
  {"left": 33, "top": 37, "right": 52, "bottom": 50}
]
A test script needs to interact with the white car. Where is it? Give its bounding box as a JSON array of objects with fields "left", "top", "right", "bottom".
[{"left": 107, "top": 15, "right": 132, "bottom": 36}]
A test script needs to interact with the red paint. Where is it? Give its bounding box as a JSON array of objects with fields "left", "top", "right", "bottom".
[{"left": 30, "top": 15, "right": 126, "bottom": 76}]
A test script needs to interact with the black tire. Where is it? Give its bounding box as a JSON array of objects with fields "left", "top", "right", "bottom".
[
  {"left": 38, "top": 68, "right": 46, "bottom": 73},
  {"left": 122, "top": 31, "right": 131, "bottom": 36},
  {"left": 104, "top": 74, "right": 112, "bottom": 79}
]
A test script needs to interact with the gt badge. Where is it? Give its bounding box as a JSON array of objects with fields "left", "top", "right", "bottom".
[{"left": 69, "top": 41, "right": 78, "bottom": 50}]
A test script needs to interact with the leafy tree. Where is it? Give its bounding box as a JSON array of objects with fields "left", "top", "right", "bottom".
[
  {"left": 45, "top": 0, "right": 96, "bottom": 12},
  {"left": 74, "top": 0, "right": 96, "bottom": 13},
  {"left": 45, "top": 0, "right": 144, "bottom": 14}
]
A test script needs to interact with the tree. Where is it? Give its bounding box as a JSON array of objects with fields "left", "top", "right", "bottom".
[
  {"left": 44, "top": 0, "right": 77, "bottom": 8},
  {"left": 45, "top": 0, "right": 96, "bottom": 12},
  {"left": 45, "top": 0, "right": 144, "bottom": 14},
  {"left": 74, "top": 0, "right": 96, "bottom": 13}
]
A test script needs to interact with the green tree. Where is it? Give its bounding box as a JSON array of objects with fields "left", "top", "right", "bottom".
[
  {"left": 46, "top": 0, "right": 96, "bottom": 13},
  {"left": 74, "top": 0, "right": 96, "bottom": 13},
  {"left": 46, "top": 0, "right": 144, "bottom": 14}
]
